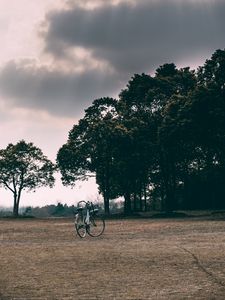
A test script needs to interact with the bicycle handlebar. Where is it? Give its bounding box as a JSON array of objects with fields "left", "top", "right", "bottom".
[{"left": 76, "top": 201, "right": 97, "bottom": 211}]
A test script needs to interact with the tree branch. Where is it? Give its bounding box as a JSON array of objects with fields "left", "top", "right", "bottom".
[
  {"left": 2, "top": 180, "right": 15, "bottom": 194},
  {"left": 12, "top": 175, "right": 17, "bottom": 196},
  {"left": 17, "top": 170, "right": 24, "bottom": 205}
]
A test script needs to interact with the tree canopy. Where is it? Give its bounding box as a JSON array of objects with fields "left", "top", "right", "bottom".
[
  {"left": 0, "top": 140, "right": 55, "bottom": 217},
  {"left": 57, "top": 49, "right": 225, "bottom": 214}
]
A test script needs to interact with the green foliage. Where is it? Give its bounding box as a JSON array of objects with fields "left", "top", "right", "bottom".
[
  {"left": 0, "top": 140, "right": 55, "bottom": 217},
  {"left": 57, "top": 98, "right": 119, "bottom": 215},
  {"left": 58, "top": 49, "right": 225, "bottom": 214}
]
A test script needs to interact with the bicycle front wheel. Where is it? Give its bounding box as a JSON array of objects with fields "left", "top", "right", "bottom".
[
  {"left": 87, "top": 215, "right": 105, "bottom": 237},
  {"left": 74, "top": 213, "right": 86, "bottom": 238}
]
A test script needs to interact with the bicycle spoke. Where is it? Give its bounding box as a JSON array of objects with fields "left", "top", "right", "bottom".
[
  {"left": 87, "top": 215, "right": 105, "bottom": 237},
  {"left": 74, "top": 213, "right": 86, "bottom": 238}
]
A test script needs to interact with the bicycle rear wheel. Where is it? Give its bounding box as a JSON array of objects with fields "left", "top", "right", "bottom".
[
  {"left": 74, "top": 213, "right": 86, "bottom": 238},
  {"left": 87, "top": 215, "right": 105, "bottom": 237}
]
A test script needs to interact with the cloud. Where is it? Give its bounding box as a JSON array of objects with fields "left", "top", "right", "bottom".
[
  {"left": 44, "top": 0, "right": 225, "bottom": 73},
  {"left": 66, "top": 0, "right": 132, "bottom": 9},
  {"left": 0, "top": 0, "right": 225, "bottom": 118},
  {"left": 0, "top": 60, "right": 121, "bottom": 117}
]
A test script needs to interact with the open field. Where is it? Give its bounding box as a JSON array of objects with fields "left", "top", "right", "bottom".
[{"left": 1, "top": 216, "right": 225, "bottom": 299}]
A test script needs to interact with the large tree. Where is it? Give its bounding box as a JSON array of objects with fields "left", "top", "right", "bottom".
[
  {"left": 57, "top": 97, "right": 119, "bottom": 215},
  {"left": 119, "top": 64, "right": 197, "bottom": 211},
  {"left": 158, "top": 50, "right": 225, "bottom": 209},
  {"left": 0, "top": 140, "right": 55, "bottom": 217}
]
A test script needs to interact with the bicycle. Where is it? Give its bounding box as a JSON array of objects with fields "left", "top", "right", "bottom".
[{"left": 74, "top": 201, "right": 105, "bottom": 238}]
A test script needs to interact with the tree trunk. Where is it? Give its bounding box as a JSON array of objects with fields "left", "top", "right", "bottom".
[
  {"left": 160, "top": 149, "right": 177, "bottom": 212},
  {"left": 13, "top": 194, "right": 19, "bottom": 217},
  {"left": 139, "top": 186, "right": 143, "bottom": 212},
  {"left": 124, "top": 192, "right": 131, "bottom": 215},
  {"left": 102, "top": 183, "right": 110, "bottom": 216},
  {"left": 133, "top": 192, "right": 138, "bottom": 212},
  {"left": 13, "top": 191, "right": 22, "bottom": 218},
  {"left": 104, "top": 158, "right": 110, "bottom": 216},
  {"left": 103, "top": 193, "right": 110, "bottom": 216},
  {"left": 143, "top": 185, "right": 147, "bottom": 212}
]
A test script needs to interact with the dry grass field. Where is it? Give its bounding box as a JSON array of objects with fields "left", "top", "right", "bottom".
[{"left": 1, "top": 215, "right": 225, "bottom": 299}]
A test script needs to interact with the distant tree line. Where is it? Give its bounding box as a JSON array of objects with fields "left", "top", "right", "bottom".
[
  {"left": 0, "top": 203, "right": 75, "bottom": 218},
  {"left": 0, "top": 201, "right": 123, "bottom": 218},
  {"left": 0, "top": 49, "right": 225, "bottom": 216},
  {"left": 23, "top": 203, "right": 76, "bottom": 218},
  {"left": 57, "top": 49, "right": 225, "bottom": 215}
]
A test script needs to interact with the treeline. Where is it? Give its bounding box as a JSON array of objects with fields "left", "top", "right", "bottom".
[
  {"left": 0, "top": 201, "right": 123, "bottom": 218},
  {"left": 23, "top": 203, "right": 76, "bottom": 218},
  {"left": 0, "top": 204, "right": 75, "bottom": 218},
  {"left": 57, "top": 49, "right": 225, "bottom": 214},
  {"left": 1, "top": 49, "right": 225, "bottom": 217},
  {"left": 27, "top": 200, "right": 122, "bottom": 217}
]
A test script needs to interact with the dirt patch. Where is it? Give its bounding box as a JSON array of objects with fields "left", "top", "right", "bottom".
[{"left": 1, "top": 218, "right": 225, "bottom": 299}]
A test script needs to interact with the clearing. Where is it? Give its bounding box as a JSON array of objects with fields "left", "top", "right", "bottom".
[{"left": 1, "top": 216, "right": 225, "bottom": 299}]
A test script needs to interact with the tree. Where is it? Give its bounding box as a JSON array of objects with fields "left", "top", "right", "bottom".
[
  {"left": 58, "top": 49, "right": 225, "bottom": 213},
  {"left": 119, "top": 64, "right": 197, "bottom": 212},
  {"left": 0, "top": 140, "right": 55, "bottom": 217},
  {"left": 158, "top": 56, "right": 225, "bottom": 209},
  {"left": 57, "top": 97, "right": 119, "bottom": 215},
  {"left": 155, "top": 65, "right": 197, "bottom": 211},
  {"left": 118, "top": 73, "right": 160, "bottom": 213}
]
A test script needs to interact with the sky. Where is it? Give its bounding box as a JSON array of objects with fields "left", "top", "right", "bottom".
[{"left": 0, "top": 0, "right": 225, "bottom": 207}]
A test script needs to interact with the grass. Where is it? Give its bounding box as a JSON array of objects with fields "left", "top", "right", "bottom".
[{"left": 1, "top": 216, "right": 225, "bottom": 299}]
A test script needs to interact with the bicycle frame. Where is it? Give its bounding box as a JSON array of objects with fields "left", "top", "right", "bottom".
[
  {"left": 85, "top": 204, "right": 90, "bottom": 225},
  {"left": 74, "top": 201, "right": 105, "bottom": 238}
]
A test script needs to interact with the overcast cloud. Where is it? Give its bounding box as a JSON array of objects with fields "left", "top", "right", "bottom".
[
  {"left": 0, "top": 0, "right": 225, "bottom": 118},
  {"left": 45, "top": 0, "right": 225, "bottom": 73},
  {"left": 0, "top": 60, "right": 120, "bottom": 117}
]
